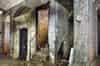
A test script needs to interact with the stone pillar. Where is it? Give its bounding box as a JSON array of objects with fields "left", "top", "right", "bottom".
[
  {"left": 9, "top": 10, "right": 14, "bottom": 57},
  {"left": 74, "top": 0, "right": 97, "bottom": 66},
  {"left": 88, "top": 1, "right": 97, "bottom": 66},
  {"left": 3, "top": 15, "right": 10, "bottom": 56},
  {"left": 73, "top": 0, "right": 81, "bottom": 65},
  {"left": 79, "top": 0, "right": 89, "bottom": 64},
  {"left": 48, "top": 0, "right": 56, "bottom": 63}
]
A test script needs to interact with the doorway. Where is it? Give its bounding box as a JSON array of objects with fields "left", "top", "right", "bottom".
[
  {"left": 97, "top": 9, "right": 100, "bottom": 56},
  {"left": 98, "top": 14, "right": 100, "bottom": 55},
  {"left": 35, "top": 2, "right": 49, "bottom": 50},
  {"left": 19, "top": 28, "right": 27, "bottom": 60}
]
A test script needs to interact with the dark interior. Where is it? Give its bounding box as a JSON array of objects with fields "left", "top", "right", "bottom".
[
  {"left": 98, "top": 9, "right": 100, "bottom": 55},
  {"left": 19, "top": 28, "right": 27, "bottom": 60}
]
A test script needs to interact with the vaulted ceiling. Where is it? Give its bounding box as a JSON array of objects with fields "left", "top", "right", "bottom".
[
  {"left": 0, "top": 0, "right": 48, "bottom": 10},
  {"left": 1, "top": 0, "right": 100, "bottom": 10},
  {"left": 56, "top": 0, "right": 73, "bottom": 12},
  {"left": 0, "top": 0, "right": 25, "bottom": 10}
]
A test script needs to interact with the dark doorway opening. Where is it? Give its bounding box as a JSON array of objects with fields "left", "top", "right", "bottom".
[
  {"left": 19, "top": 28, "right": 27, "bottom": 60},
  {"left": 98, "top": 9, "right": 100, "bottom": 55}
]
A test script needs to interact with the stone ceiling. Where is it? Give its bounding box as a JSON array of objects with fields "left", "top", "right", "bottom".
[
  {"left": 0, "top": 0, "right": 49, "bottom": 10},
  {"left": 1, "top": 0, "right": 100, "bottom": 10},
  {"left": 56, "top": 0, "right": 73, "bottom": 12},
  {"left": 0, "top": 0, "right": 25, "bottom": 10}
]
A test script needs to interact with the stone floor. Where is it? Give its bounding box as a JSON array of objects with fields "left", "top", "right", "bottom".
[
  {"left": 0, "top": 59, "right": 52, "bottom": 66},
  {"left": 0, "top": 55, "right": 99, "bottom": 66},
  {"left": 0, "top": 54, "right": 56, "bottom": 66},
  {"left": 0, "top": 56, "right": 64, "bottom": 66},
  {"left": 0, "top": 59, "right": 99, "bottom": 66}
]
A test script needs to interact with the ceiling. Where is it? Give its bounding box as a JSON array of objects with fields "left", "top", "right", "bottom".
[
  {"left": 0, "top": 0, "right": 25, "bottom": 10},
  {"left": 1, "top": 0, "right": 100, "bottom": 10},
  {"left": 57, "top": 0, "right": 73, "bottom": 11},
  {"left": 0, "top": 0, "right": 48, "bottom": 10}
]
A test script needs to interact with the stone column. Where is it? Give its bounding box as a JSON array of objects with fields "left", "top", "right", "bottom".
[
  {"left": 74, "top": 0, "right": 97, "bottom": 66},
  {"left": 73, "top": 0, "right": 81, "bottom": 64},
  {"left": 48, "top": 0, "right": 56, "bottom": 63},
  {"left": 88, "top": 1, "right": 97, "bottom": 66},
  {"left": 3, "top": 15, "right": 10, "bottom": 56}
]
